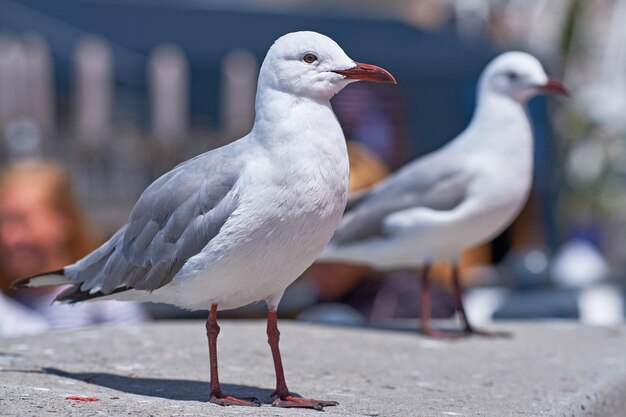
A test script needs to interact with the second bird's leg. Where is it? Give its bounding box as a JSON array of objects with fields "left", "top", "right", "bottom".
[
  {"left": 451, "top": 264, "right": 473, "bottom": 332},
  {"left": 420, "top": 264, "right": 434, "bottom": 334},
  {"left": 451, "top": 265, "right": 510, "bottom": 338},
  {"left": 267, "top": 309, "right": 338, "bottom": 410},
  {"left": 207, "top": 304, "right": 261, "bottom": 407},
  {"left": 419, "top": 264, "right": 462, "bottom": 339}
]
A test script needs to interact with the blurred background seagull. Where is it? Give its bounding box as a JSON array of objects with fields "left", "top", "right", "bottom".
[
  {"left": 318, "top": 51, "right": 567, "bottom": 338},
  {"left": 12, "top": 31, "right": 396, "bottom": 409}
]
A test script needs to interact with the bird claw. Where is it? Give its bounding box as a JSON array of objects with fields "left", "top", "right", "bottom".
[
  {"left": 421, "top": 327, "right": 466, "bottom": 340},
  {"left": 272, "top": 394, "right": 338, "bottom": 410},
  {"left": 210, "top": 393, "right": 261, "bottom": 407},
  {"left": 421, "top": 327, "right": 511, "bottom": 340}
]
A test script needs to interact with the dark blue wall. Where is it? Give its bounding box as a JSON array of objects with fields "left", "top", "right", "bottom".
[{"left": 0, "top": 0, "right": 496, "bottom": 159}]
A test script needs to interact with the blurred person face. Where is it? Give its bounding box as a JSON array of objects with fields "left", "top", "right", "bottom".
[{"left": 0, "top": 180, "right": 71, "bottom": 281}]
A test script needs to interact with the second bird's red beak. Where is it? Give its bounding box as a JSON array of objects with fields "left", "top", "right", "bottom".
[
  {"left": 333, "top": 62, "right": 397, "bottom": 84},
  {"left": 539, "top": 78, "right": 569, "bottom": 95}
]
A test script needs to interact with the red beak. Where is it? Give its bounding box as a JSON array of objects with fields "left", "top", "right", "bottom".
[
  {"left": 539, "top": 78, "right": 569, "bottom": 96},
  {"left": 333, "top": 62, "right": 397, "bottom": 84}
]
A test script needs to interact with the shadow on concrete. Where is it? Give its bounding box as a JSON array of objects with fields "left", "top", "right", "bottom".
[{"left": 42, "top": 367, "right": 275, "bottom": 403}]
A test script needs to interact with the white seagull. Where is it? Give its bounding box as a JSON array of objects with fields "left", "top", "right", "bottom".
[
  {"left": 318, "top": 51, "right": 567, "bottom": 338},
  {"left": 13, "top": 31, "right": 396, "bottom": 409}
]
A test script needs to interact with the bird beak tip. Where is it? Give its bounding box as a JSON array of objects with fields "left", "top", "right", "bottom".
[
  {"left": 334, "top": 62, "right": 397, "bottom": 85},
  {"left": 541, "top": 78, "right": 569, "bottom": 96}
]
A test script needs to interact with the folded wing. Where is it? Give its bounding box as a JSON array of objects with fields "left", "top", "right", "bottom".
[
  {"left": 60, "top": 147, "right": 243, "bottom": 301},
  {"left": 333, "top": 151, "right": 474, "bottom": 244}
]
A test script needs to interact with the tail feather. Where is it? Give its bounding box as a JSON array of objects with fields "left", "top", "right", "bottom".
[
  {"left": 11, "top": 269, "right": 68, "bottom": 288},
  {"left": 12, "top": 268, "right": 133, "bottom": 304}
]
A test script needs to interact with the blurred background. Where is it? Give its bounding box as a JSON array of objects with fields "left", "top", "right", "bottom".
[{"left": 0, "top": 0, "right": 624, "bottom": 336}]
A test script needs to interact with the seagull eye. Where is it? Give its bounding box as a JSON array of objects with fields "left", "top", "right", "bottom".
[
  {"left": 303, "top": 53, "right": 318, "bottom": 64},
  {"left": 506, "top": 71, "right": 519, "bottom": 80}
]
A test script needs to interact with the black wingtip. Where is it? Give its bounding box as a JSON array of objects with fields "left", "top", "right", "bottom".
[
  {"left": 11, "top": 268, "right": 66, "bottom": 289},
  {"left": 55, "top": 285, "right": 132, "bottom": 304}
]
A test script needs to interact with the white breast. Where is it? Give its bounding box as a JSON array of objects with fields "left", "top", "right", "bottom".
[{"left": 148, "top": 106, "right": 350, "bottom": 311}]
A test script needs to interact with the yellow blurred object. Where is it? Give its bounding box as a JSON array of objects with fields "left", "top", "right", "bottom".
[{"left": 346, "top": 141, "right": 389, "bottom": 192}]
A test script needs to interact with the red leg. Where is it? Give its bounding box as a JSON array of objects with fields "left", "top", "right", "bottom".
[
  {"left": 207, "top": 304, "right": 260, "bottom": 407},
  {"left": 267, "top": 310, "right": 338, "bottom": 410},
  {"left": 419, "top": 264, "right": 463, "bottom": 339},
  {"left": 451, "top": 266, "right": 510, "bottom": 338}
]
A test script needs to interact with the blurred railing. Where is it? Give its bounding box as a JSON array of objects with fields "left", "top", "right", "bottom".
[{"left": 0, "top": 32, "right": 260, "bottom": 235}]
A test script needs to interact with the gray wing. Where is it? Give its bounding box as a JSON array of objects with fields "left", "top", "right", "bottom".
[
  {"left": 333, "top": 150, "right": 474, "bottom": 243},
  {"left": 67, "top": 146, "right": 243, "bottom": 294}
]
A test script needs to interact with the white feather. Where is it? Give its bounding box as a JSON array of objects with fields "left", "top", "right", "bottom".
[{"left": 22, "top": 273, "right": 68, "bottom": 288}]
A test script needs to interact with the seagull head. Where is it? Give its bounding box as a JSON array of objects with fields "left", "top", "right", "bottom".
[
  {"left": 479, "top": 51, "right": 568, "bottom": 103},
  {"left": 259, "top": 31, "right": 396, "bottom": 100}
]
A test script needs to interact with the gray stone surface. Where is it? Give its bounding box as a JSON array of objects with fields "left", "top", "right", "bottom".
[{"left": 1, "top": 320, "right": 625, "bottom": 417}]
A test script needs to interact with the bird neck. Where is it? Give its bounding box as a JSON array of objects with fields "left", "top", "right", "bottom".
[
  {"left": 459, "top": 90, "right": 532, "bottom": 151},
  {"left": 251, "top": 86, "right": 339, "bottom": 146},
  {"left": 248, "top": 85, "right": 349, "bottom": 198},
  {"left": 255, "top": 85, "right": 330, "bottom": 116}
]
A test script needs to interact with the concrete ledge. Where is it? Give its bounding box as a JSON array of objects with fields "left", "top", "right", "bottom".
[{"left": 1, "top": 320, "right": 625, "bottom": 416}]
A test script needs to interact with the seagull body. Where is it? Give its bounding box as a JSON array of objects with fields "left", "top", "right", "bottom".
[
  {"left": 319, "top": 51, "right": 567, "bottom": 336},
  {"left": 14, "top": 31, "right": 396, "bottom": 408},
  {"left": 322, "top": 84, "right": 533, "bottom": 268},
  {"left": 72, "top": 92, "right": 349, "bottom": 311}
]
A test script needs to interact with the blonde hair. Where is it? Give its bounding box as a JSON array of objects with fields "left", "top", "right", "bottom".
[{"left": 0, "top": 160, "right": 97, "bottom": 290}]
